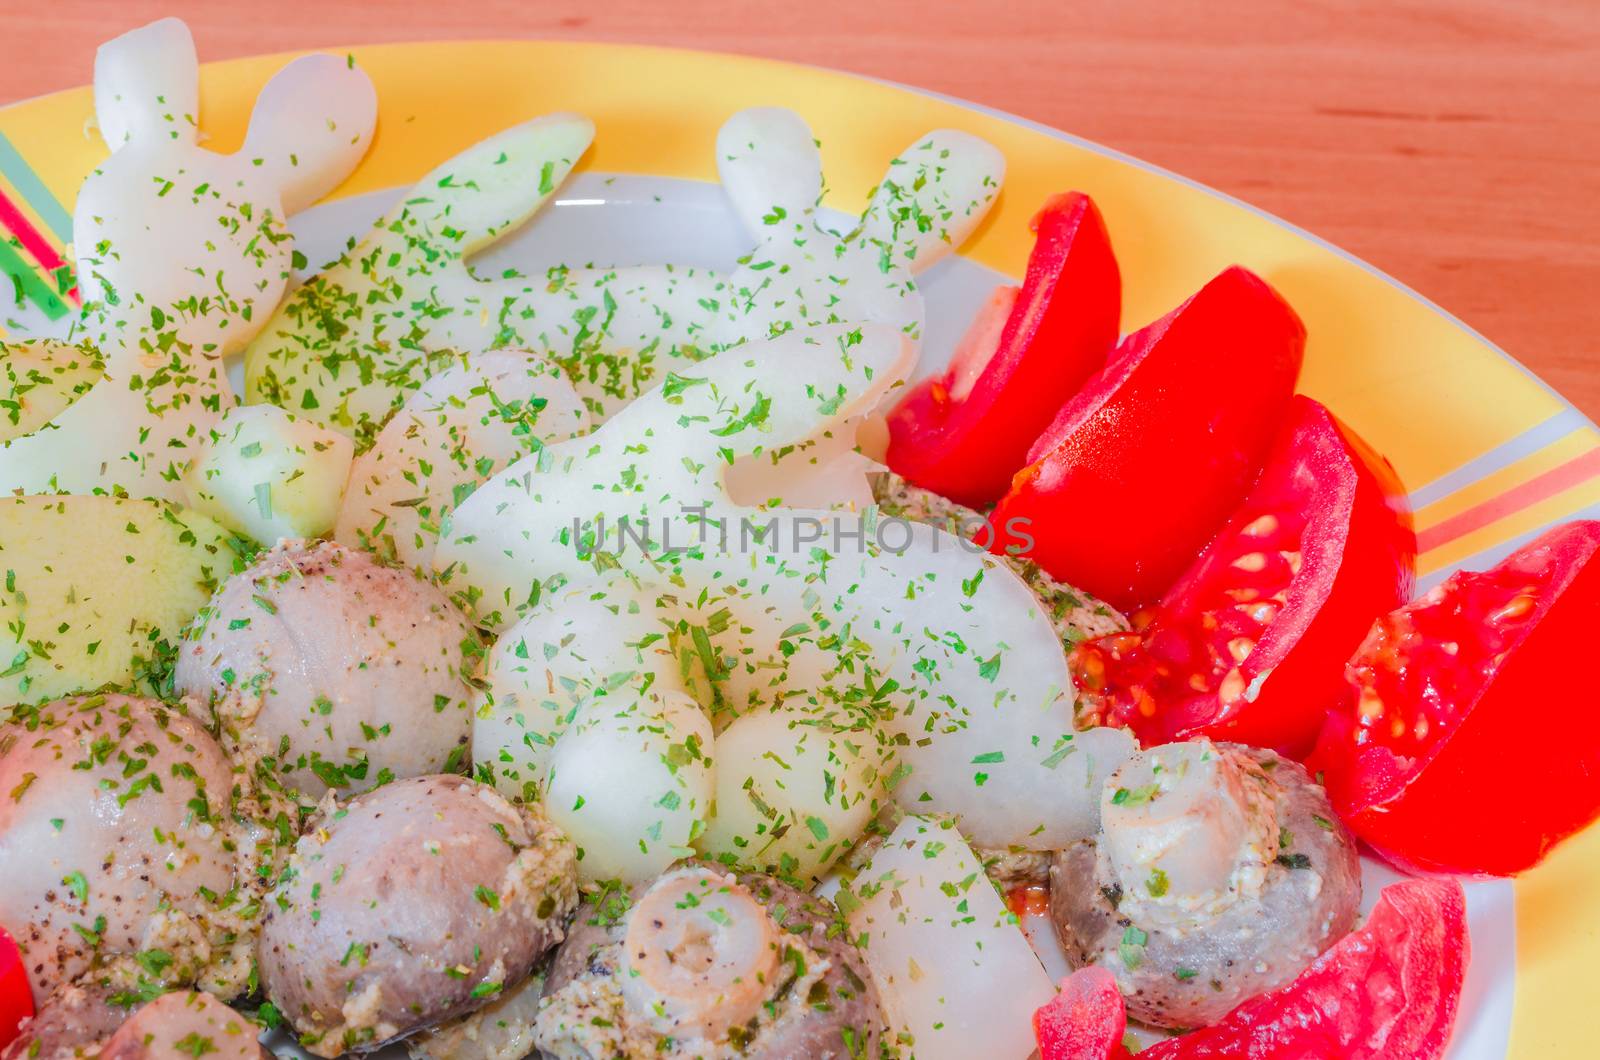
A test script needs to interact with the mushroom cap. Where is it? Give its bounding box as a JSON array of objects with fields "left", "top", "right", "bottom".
[
  {"left": 100, "top": 991, "right": 269, "bottom": 1060},
  {"left": 1049, "top": 743, "right": 1361, "bottom": 1029},
  {"left": 0, "top": 695, "right": 240, "bottom": 1001},
  {"left": 0, "top": 981, "right": 133, "bottom": 1060},
  {"left": 404, "top": 970, "right": 547, "bottom": 1060},
  {"left": 174, "top": 540, "right": 475, "bottom": 800},
  {"left": 540, "top": 862, "right": 883, "bottom": 1059},
  {"left": 258, "top": 774, "right": 577, "bottom": 1056}
]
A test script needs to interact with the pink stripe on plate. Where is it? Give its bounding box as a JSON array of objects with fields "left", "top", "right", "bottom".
[
  {"left": 0, "top": 186, "right": 77, "bottom": 304},
  {"left": 1417, "top": 446, "right": 1600, "bottom": 554}
]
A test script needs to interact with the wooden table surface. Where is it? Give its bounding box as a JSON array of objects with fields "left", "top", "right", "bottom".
[{"left": 6, "top": 0, "right": 1598, "bottom": 417}]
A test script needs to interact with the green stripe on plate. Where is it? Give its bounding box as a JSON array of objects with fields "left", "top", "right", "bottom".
[{"left": 0, "top": 238, "right": 70, "bottom": 320}]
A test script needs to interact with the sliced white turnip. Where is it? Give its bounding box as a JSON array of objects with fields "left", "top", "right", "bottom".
[
  {"left": 698, "top": 704, "right": 898, "bottom": 884},
  {"left": 837, "top": 815, "right": 1054, "bottom": 1060},
  {"left": 543, "top": 688, "right": 714, "bottom": 884},
  {"left": 335, "top": 350, "right": 585, "bottom": 572}
]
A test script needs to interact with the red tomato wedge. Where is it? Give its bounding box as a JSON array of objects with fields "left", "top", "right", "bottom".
[
  {"left": 1034, "top": 966, "right": 1130, "bottom": 1060},
  {"left": 0, "top": 924, "right": 31, "bottom": 1049},
  {"left": 1311, "top": 519, "right": 1600, "bottom": 874},
  {"left": 1139, "top": 878, "right": 1468, "bottom": 1059},
  {"left": 1072, "top": 396, "right": 1415, "bottom": 757},
  {"left": 886, "top": 192, "right": 1121, "bottom": 507},
  {"left": 990, "top": 266, "right": 1304, "bottom": 611}
]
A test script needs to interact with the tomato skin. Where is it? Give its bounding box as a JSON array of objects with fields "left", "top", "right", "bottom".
[
  {"left": 1139, "top": 878, "right": 1468, "bottom": 1060},
  {"left": 0, "top": 924, "right": 31, "bottom": 1049},
  {"left": 886, "top": 192, "right": 1121, "bottom": 508},
  {"left": 1311, "top": 520, "right": 1600, "bottom": 875},
  {"left": 991, "top": 266, "right": 1305, "bottom": 611},
  {"left": 1033, "top": 966, "right": 1131, "bottom": 1060},
  {"left": 1074, "top": 397, "right": 1415, "bottom": 758}
]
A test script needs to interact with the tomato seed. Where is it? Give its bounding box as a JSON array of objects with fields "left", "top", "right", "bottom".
[
  {"left": 1137, "top": 688, "right": 1158, "bottom": 718},
  {"left": 1488, "top": 595, "right": 1535, "bottom": 625},
  {"left": 1219, "top": 668, "right": 1246, "bottom": 704},
  {"left": 1241, "top": 514, "right": 1279, "bottom": 537},
  {"left": 1232, "top": 552, "right": 1268, "bottom": 573},
  {"left": 1244, "top": 601, "right": 1280, "bottom": 625},
  {"left": 1227, "top": 637, "right": 1256, "bottom": 664}
]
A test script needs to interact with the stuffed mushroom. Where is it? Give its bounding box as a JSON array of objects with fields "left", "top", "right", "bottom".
[
  {"left": 537, "top": 862, "right": 884, "bottom": 1058},
  {"left": 257, "top": 774, "right": 577, "bottom": 1055},
  {"left": 0, "top": 980, "right": 133, "bottom": 1060},
  {"left": 175, "top": 540, "right": 477, "bottom": 801},
  {"left": 0, "top": 695, "right": 256, "bottom": 1003},
  {"left": 1049, "top": 739, "right": 1361, "bottom": 1029},
  {"left": 404, "top": 971, "right": 546, "bottom": 1060},
  {"left": 100, "top": 991, "right": 269, "bottom": 1060}
]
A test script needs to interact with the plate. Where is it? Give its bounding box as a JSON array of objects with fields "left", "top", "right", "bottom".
[{"left": 3, "top": 38, "right": 1596, "bottom": 1058}]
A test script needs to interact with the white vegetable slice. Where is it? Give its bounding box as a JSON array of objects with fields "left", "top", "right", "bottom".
[
  {"left": 876, "top": 525, "right": 1139, "bottom": 848},
  {"left": 335, "top": 349, "right": 585, "bottom": 570},
  {"left": 543, "top": 687, "right": 713, "bottom": 884},
  {"left": 434, "top": 323, "right": 915, "bottom": 628},
  {"left": 243, "top": 113, "right": 598, "bottom": 440},
  {"left": 473, "top": 573, "right": 701, "bottom": 803},
  {"left": 837, "top": 815, "right": 1055, "bottom": 1060},
  {"left": 241, "top": 115, "right": 721, "bottom": 438},
  {"left": 711, "top": 108, "right": 1005, "bottom": 505},
  {"left": 0, "top": 352, "right": 232, "bottom": 503},
  {"left": 713, "top": 112, "right": 1004, "bottom": 347},
  {"left": 436, "top": 320, "right": 1112, "bottom": 848},
  {"left": 0, "top": 20, "right": 376, "bottom": 503},
  {"left": 183, "top": 403, "right": 353, "bottom": 543},
  {"left": 698, "top": 705, "right": 897, "bottom": 884},
  {"left": 81, "top": 18, "right": 375, "bottom": 360}
]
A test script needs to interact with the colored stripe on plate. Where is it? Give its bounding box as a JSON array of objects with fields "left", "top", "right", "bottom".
[
  {"left": 0, "top": 131, "right": 73, "bottom": 242},
  {"left": 1408, "top": 409, "right": 1591, "bottom": 510},
  {"left": 1417, "top": 446, "right": 1600, "bottom": 555},
  {"left": 0, "top": 185, "right": 76, "bottom": 305},
  {"left": 0, "top": 238, "right": 69, "bottom": 320}
]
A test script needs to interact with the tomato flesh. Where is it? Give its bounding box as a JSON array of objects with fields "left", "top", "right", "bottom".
[
  {"left": 1140, "top": 878, "right": 1468, "bottom": 1059},
  {"left": 0, "top": 924, "right": 31, "bottom": 1049},
  {"left": 1033, "top": 966, "right": 1130, "bottom": 1060},
  {"left": 990, "top": 265, "right": 1304, "bottom": 611},
  {"left": 1311, "top": 519, "right": 1600, "bottom": 874},
  {"left": 1073, "top": 396, "right": 1415, "bottom": 757},
  {"left": 886, "top": 192, "right": 1121, "bottom": 508}
]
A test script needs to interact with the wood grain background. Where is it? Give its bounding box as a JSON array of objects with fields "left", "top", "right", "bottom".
[{"left": 4, "top": 0, "right": 1597, "bottom": 417}]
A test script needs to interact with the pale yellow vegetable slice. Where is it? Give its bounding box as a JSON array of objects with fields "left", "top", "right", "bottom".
[
  {"left": 698, "top": 704, "right": 897, "bottom": 884},
  {"left": 0, "top": 495, "right": 241, "bottom": 710},
  {"left": 0, "top": 340, "right": 104, "bottom": 444},
  {"left": 183, "top": 403, "right": 353, "bottom": 544}
]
